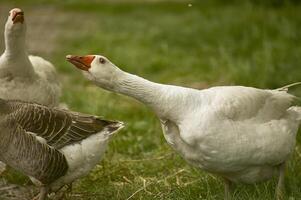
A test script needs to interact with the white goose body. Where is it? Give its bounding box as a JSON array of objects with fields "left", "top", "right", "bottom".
[
  {"left": 0, "top": 8, "right": 60, "bottom": 107},
  {"left": 159, "top": 85, "right": 299, "bottom": 183},
  {"left": 66, "top": 54, "right": 301, "bottom": 198},
  {"left": 0, "top": 55, "right": 60, "bottom": 106}
]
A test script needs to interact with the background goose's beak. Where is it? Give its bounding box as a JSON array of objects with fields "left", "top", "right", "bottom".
[
  {"left": 66, "top": 55, "right": 95, "bottom": 71},
  {"left": 11, "top": 9, "right": 24, "bottom": 24}
]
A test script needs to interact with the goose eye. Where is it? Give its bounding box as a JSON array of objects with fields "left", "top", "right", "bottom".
[{"left": 99, "top": 57, "right": 106, "bottom": 64}]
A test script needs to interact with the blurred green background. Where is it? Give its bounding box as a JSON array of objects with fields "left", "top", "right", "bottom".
[{"left": 0, "top": 0, "right": 301, "bottom": 199}]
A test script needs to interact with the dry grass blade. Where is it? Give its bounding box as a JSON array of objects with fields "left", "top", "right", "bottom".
[
  {"left": 120, "top": 153, "right": 174, "bottom": 163},
  {"left": 126, "top": 169, "right": 185, "bottom": 200}
]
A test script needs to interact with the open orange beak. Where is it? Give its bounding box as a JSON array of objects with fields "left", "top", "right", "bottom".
[
  {"left": 66, "top": 55, "right": 95, "bottom": 71},
  {"left": 12, "top": 10, "right": 24, "bottom": 24}
]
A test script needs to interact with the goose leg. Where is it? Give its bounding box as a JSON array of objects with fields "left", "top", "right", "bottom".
[
  {"left": 64, "top": 183, "right": 73, "bottom": 199},
  {"left": 39, "top": 186, "right": 49, "bottom": 200},
  {"left": 33, "top": 186, "right": 49, "bottom": 200},
  {"left": 224, "top": 178, "right": 233, "bottom": 200},
  {"left": 276, "top": 162, "right": 286, "bottom": 200},
  {"left": 52, "top": 183, "right": 73, "bottom": 200},
  {"left": 67, "top": 183, "right": 73, "bottom": 193}
]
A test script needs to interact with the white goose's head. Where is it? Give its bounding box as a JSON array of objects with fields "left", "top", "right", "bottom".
[
  {"left": 5, "top": 8, "right": 26, "bottom": 38},
  {"left": 66, "top": 54, "right": 121, "bottom": 90}
]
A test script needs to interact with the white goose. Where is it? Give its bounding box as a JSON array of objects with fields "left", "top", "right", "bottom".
[
  {"left": 67, "top": 54, "right": 301, "bottom": 199},
  {"left": 0, "top": 8, "right": 61, "bottom": 107}
]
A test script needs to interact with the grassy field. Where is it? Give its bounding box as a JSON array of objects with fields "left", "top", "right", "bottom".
[{"left": 0, "top": 0, "right": 301, "bottom": 199}]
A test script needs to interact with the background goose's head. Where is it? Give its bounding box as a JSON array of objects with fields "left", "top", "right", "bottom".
[
  {"left": 5, "top": 8, "right": 26, "bottom": 38},
  {"left": 66, "top": 54, "right": 121, "bottom": 90}
]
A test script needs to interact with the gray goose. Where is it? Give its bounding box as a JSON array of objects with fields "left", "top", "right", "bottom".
[
  {"left": 0, "top": 98, "right": 124, "bottom": 200},
  {"left": 0, "top": 7, "right": 63, "bottom": 174}
]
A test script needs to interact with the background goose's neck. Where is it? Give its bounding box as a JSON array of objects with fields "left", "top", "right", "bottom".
[
  {"left": 0, "top": 31, "right": 35, "bottom": 78},
  {"left": 4, "top": 31, "right": 27, "bottom": 58}
]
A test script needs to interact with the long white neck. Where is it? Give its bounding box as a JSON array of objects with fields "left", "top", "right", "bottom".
[
  {"left": 4, "top": 33, "right": 27, "bottom": 58},
  {"left": 0, "top": 25, "right": 35, "bottom": 78},
  {"left": 109, "top": 69, "right": 195, "bottom": 121}
]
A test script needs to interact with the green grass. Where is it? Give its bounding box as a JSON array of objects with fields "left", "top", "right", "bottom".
[{"left": 1, "top": 0, "right": 301, "bottom": 199}]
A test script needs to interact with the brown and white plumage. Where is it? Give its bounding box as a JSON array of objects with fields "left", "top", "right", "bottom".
[
  {"left": 0, "top": 99, "right": 124, "bottom": 200},
  {"left": 0, "top": 7, "right": 63, "bottom": 175}
]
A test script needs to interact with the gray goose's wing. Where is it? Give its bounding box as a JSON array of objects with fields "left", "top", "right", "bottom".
[
  {"left": 0, "top": 118, "right": 68, "bottom": 184},
  {"left": 9, "top": 101, "right": 119, "bottom": 149}
]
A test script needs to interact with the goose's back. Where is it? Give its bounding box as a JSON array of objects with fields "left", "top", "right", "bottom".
[{"left": 0, "top": 55, "right": 60, "bottom": 107}]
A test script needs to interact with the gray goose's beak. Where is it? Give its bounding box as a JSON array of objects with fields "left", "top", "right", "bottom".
[{"left": 66, "top": 55, "right": 95, "bottom": 71}]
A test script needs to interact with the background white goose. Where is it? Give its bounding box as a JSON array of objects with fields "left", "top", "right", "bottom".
[
  {"left": 67, "top": 54, "right": 301, "bottom": 200},
  {"left": 0, "top": 8, "right": 61, "bottom": 107},
  {"left": 0, "top": 98, "right": 124, "bottom": 200}
]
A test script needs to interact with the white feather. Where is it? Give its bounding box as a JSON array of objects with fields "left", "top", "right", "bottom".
[{"left": 48, "top": 124, "right": 124, "bottom": 192}]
